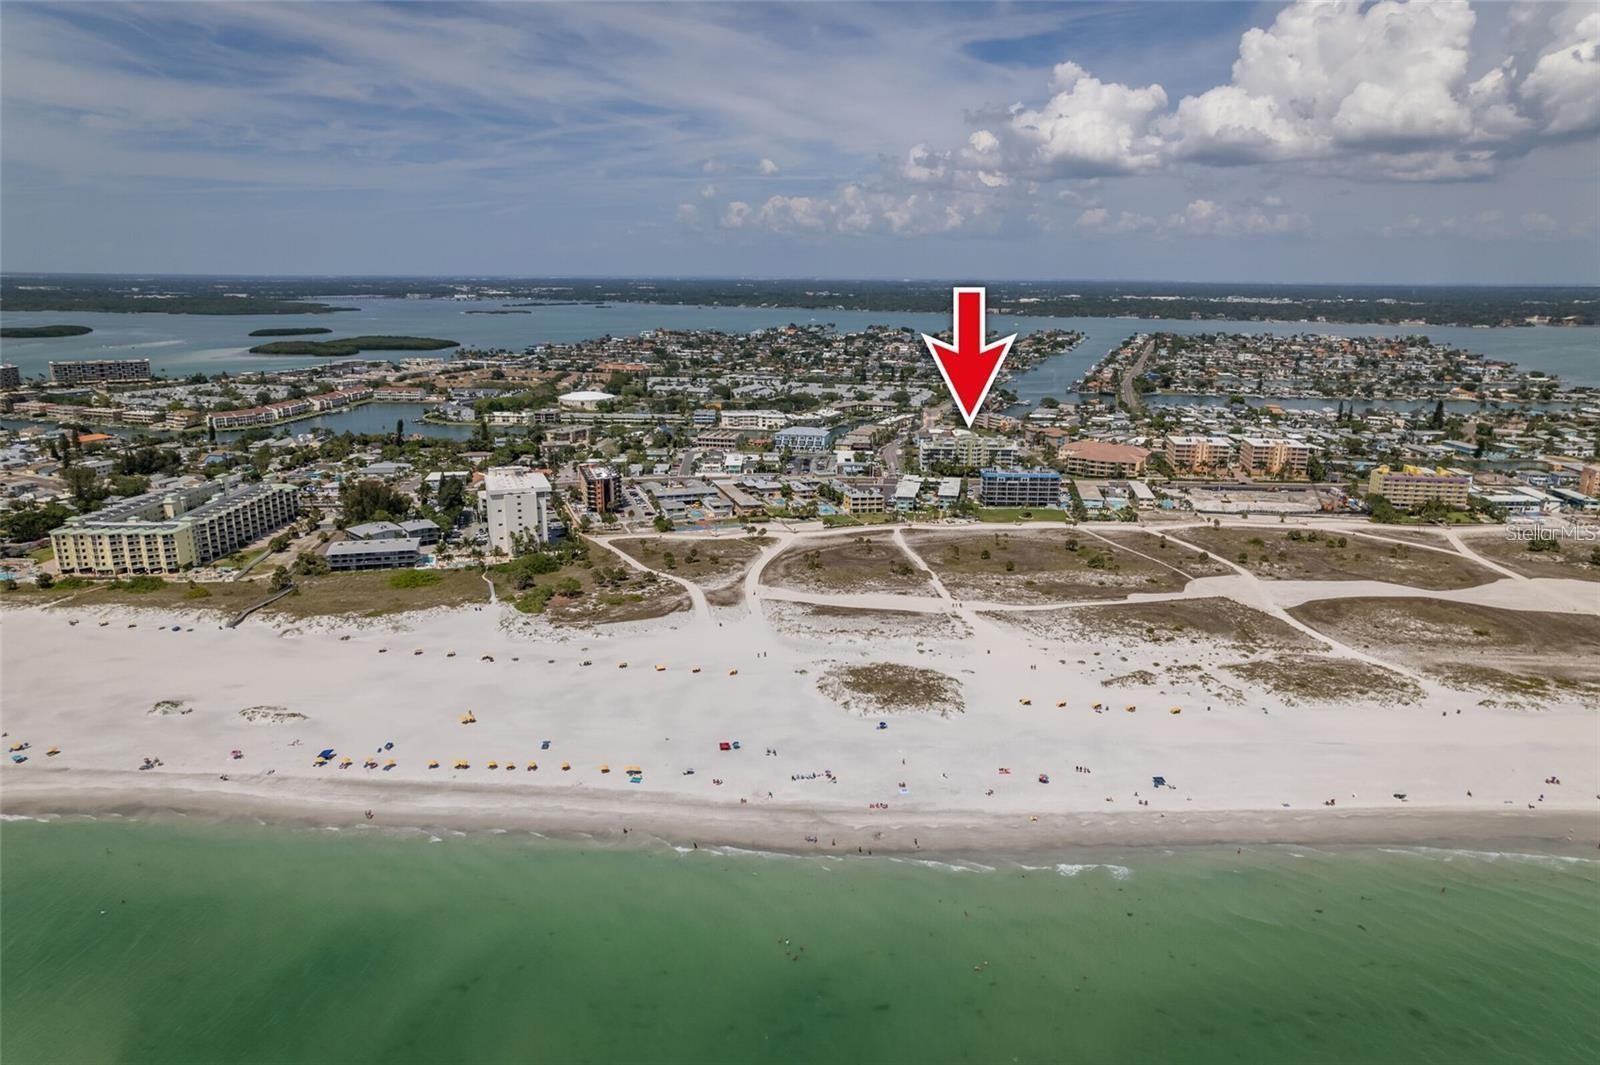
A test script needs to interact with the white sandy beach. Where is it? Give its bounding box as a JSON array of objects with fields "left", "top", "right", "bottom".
[{"left": 3, "top": 520, "right": 1597, "bottom": 855}]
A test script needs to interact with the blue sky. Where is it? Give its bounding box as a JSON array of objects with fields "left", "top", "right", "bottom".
[{"left": 2, "top": 1, "right": 1596, "bottom": 283}]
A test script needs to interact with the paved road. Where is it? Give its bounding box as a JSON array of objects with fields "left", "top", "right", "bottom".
[{"left": 1118, "top": 338, "right": 1155, "bottom": 409}]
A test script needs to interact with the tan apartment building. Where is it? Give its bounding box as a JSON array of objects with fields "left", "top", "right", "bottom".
[
  {"left": 52, "top": 483, "right": 298, "bottom": 576},
  {"left": 1580, "top": 465, "right": 1600, "bottom": 498},
  {"left": 1164, "top": 435, "right": 1234, "bottom": 473},
  {"left": 1238, "top": 437, "right": 1312, "bottom": 478},
  {"left": 1056, "top": 440, "right": 1150, "bottom": 478}
]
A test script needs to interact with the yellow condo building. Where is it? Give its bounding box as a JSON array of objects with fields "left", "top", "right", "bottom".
[{"left": 51, "top": 482, "right": 298, "bottom": 576}]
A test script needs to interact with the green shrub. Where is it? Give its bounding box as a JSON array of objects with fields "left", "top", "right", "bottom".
[
  {"left": 513, "top": 586, "right": 554, "bottom": 614},
  {"left": 183, "top": 583, "right": 212, "bottom": 600},
  {"left": 110, "top": 575, "right": 166, "bottom": 593},
  {"left": 388, "top": 569, "right": 442, "bottom": 589}
]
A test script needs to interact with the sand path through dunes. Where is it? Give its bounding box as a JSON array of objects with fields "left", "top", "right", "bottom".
[{"left": 590, "top": 535, "right": 711, "bottom": 624}]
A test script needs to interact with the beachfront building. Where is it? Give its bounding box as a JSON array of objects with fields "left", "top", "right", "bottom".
[
  {"left": 48, "top": 358, "right": 152, "bottom": 386},
  {"left": 1164, "top": 435, "right": 1234, "bottom": 473},
  {"left": 482, "top": 467, "right": 552, "bottom": 553},
  {"left": 839, "top": 484, "right": 885, "bottom": 514},
  {"left": 936, "top": 477, "right": 963, "bottom": 508},
  {"left": 578, "top": 462, "right": 621, "bottom": 514},
  {"left": 51, "top": 483, "right": 298, "bottom": 576},
  {"left": 774, "top": 426, "right": 832, "bottom": 453},
  {"left": 1367, "top": 467, "right": 1472, "bottom": 508},
  {"left": 325, "top": 538, "right": 421, "bottom": 571},
  {"left": 917, "top": 429, "right": 1018, "bottom": 470},
  {"left": 893, "top": 476, "right": 924, "bottom": 511},
  {"left": 1238, "top": 437, "right": 1312, "bottom": 478},
  {"left": 1056, "top": 440, "right": 1150, "bottom": 479},
  {"left": 978, "top": 468, "right": 1062, "bottom": 508}
]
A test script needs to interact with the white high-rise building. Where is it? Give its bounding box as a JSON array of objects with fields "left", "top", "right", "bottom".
[{"left": 482, "top": 467, "right": 553, "bottom": 554}]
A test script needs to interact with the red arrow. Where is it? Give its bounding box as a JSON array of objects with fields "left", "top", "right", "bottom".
[{"left": 921, "top": 287, "right": 1016, "bottom": 428}]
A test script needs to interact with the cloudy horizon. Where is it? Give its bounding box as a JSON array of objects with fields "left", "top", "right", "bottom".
[{"left": 2, "top": 1, "right": 1597, "bottom": 284}]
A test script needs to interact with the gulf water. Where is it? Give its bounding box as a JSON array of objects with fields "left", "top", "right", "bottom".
[{"left": 2, "top": 818, "right": 1596, "bottom": 1064}]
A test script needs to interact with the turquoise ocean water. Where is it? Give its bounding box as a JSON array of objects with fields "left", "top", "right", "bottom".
[{"left": 2, "top": 818, "right": 1596, "bottom": 1064}]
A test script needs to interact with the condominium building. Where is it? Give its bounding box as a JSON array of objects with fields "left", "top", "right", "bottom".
[
  {"left": 917, "top": 429, "right": 1019, "bottom": 470},
  {"left": 1056, "top": 440, "right": 1150, "bottom": 478},
  {"left": 0, "top": 364, "right": 20, "bottom": 390},
  {"left": 774, "top": 426, "right": 831, "bottom": 452},
  {"left": 325, "top": 539, "right": 421, "bottom": 571},
  {"left": 482, "top": 467, "right": 552, "bottom": 553},
  {"left": 1367, "top": 467, "right": 1472, "bottom": 508},
  {"left": 720, "top": 409, "right": 788, "bottom": 430},
  {"left": 1238, "top": 437, "right": 1312, "bottom": 478},
  {"left": 893, "top": 475, "right": 924, "bottom": 510},
  {"left": 978, "top": 468, "right": 1062, "bottom": 508},
  {"left": 838, "top": 484, "right": 885, "bottom": 514},
  {"left": 1579, "top": 464, "right": 1600, "bottom": 498},
  {"left": 1164, "top": 435, "right": 1234, "bottom": 472},
  {"left": 51, "top": 482, "right": 298, "bottom": 576},
  {"left": 48, "top": 358, "right": 152, "bottom": 386},
  {"left": 578, "top": 462, "right": 621, "bottom": 513}
]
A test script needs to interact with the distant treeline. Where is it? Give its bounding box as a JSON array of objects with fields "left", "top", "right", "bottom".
[
  {"left": 3, "top": 274, "right": 1595, "bottom": 327},
  {"left": 247, "top": 335, "right": 460, "bottom": 356},
  {"left": 247, "top": 327, "right": 334, "bottom": 337},
  {"left": 0, "top": 324, "right": 93, "bottom": 338}
]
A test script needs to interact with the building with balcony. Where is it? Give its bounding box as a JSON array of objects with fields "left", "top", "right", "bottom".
[
  {"left": 482, "top": 467, "right": 552, "bottom": 553},
  {"left": 978, "top": 468, "right": 1062, "bottom": 508},
  {"left": 51, "top": 482, "right": 298, "bottom": 576},
  {"left": 1056, "top": 440, "right": 1150, "bottom": 479}
]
